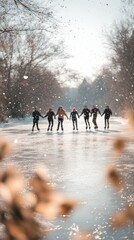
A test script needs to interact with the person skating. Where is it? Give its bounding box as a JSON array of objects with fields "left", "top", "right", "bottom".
[
  {"left": 101, "top": 105, "right": 112, "bottom": 129},
  {"left": 70, "top": 108, "right": 79, "bottom": 130},
  {"left": 91, "top": 105, "right": 101, "bottom": 129},
  {"left": 44, "top": 108, "right": 56, "bottom": 131},
  {"left": 80, "top": 105, "right": 91, "bottom": 130},
  {"left": 56, "top": 106, "right": 68, "bottom": 131},
  {"left": 32, "top": 107, "right": 43, "bottom": 132}
]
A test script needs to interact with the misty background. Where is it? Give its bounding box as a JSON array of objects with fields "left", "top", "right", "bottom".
[{"left": 0, "top": 0, "right": 134, "bottom": 121}]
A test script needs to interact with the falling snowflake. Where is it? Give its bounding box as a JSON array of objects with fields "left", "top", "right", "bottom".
[{"left": 23, "top": 75, "right": 28, "bottom": 79}]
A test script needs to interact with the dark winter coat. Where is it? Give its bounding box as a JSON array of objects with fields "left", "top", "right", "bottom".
[
  {"left": 70, "top": 111, "right": 79, "bottom": 120},
  {"left": 102, "top": 108, "right": 112, "bottom": 118},
  {"left": 80, "top": 108, "right": 90, "bottom": 118},
  {"left": 32, "top": 110, "right": 43, "bottom": 121},
  {"left": 44, "top": 111, "right": 55, "bottom": 120},
  {"left": 91, "top": 107, "right": 101, "bottom": 117}
]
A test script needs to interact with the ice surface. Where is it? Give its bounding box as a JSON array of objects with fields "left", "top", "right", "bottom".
[{"left": 0, "top": 115, "right": 134, "bottom": 240}]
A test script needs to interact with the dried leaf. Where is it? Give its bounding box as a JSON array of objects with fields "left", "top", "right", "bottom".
[
  {"left": 5, "top": 220, "right": 28, "bottom": 240},
  {"left": 126, "top": 203, "right": 134, "bottom": 221},
  {"left": 59, "top": 198, "right": 78, "bottom": 216},
  {"left": 112, "top": 137, "right": 126, "bottom": 155},
  {"left": 35, "top": 201, "right": 59, "bottom": 220},
  {"left": 106, "top": 165, "right": 123, "bottom": 191},
  {"left": 0, "top": 183, "right": 12, "bottom": 204},
  {"left": 0, "top": 167, "right": 24, "bottom": 196},
  {"left": 30, "top": 172, "right": 53, "bottom": 202},
  {"left": 124, "top": 110, "right": 134, "bottom": 129},
  {"left": 0, "top": 139, "right": 12, "bottom": 161},
  {"left": 111, "top": 209, "right": 129, "bottom": 228}
]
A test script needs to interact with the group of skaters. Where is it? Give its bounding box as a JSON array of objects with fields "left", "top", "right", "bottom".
[{"left": 32, "top": 105, "right": 112, "bottom": 132}]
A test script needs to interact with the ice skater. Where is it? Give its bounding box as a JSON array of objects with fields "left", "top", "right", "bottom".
[
  {"left": 101, "top": 105, "right": 112, "bottom": 129},
  {"left": 91, "top": 105, "right": 101, "bottom": 129},
  {"left": 32, "top": 107, "right": 43, "bottom": 132},
  {"left": 56, "top": 106, "right": 68, "bottom": 131},
  {"left": 70, "top": 108, "right": 79, "bottom": 130},
  {"left": 80, "top": 105, "right": 91, "bottom": 130},
  {"left": 44, "top": 108, "right": 56, "bottom": 131}
]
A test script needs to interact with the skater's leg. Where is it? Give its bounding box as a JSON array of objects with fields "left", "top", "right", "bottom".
[
  {"left": 61, "top": 119, "right": 64, "bottom": 131},
  {"left": 93, "top": 116, "right": 98, "bottom": 129},
  {"left": 32, "top": 120, "right": 35, "bottom": 131},
  {"left": 50, "top": 119, "right": 54, "bottom": 131},
  {"left": 36, "top": 120, "right": 40, "bottom": 130},
  {"left": 95, "top": 117, "right": 98, "bottom": 128},
  {"left": 84, "top": 117, "right": 88, "bottom": 129},
  {"left": 87, "top": 117, "right": 90, "bottom": 129},
  {"left": 75, "top": 119, "right": 78, "bottom": 130},
  {"left": 47, "top": 119, "right": 51, "bottom": 131},
  {"left": 104, "top": 118, "right": 106, "bottom": 129},
  {"left": 92, "top": 117, "right": 95, "bottom": 128},
  {"left": 57, "top": 119, "right": 60, "bottom": 131},
  {"left": 107, "top": 118, "right": 110, "bottom": 128},
  {"left": 72, "top": 119, "right": 75, "bottom": 130}
]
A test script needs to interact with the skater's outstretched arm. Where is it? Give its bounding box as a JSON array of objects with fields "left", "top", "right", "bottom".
[
  {"left": 98, "top": 109, "right": 101, "bottom": 115},
  {"left": 76, "top": 111, "right": 80, "bottom": 118},
  {"left": 79, "top": 110, "right": 84, "bottom": 117},
  {"left": 44, "top": 112, "right": 48, "bottom": 118},
  {"left": 101, "top": 110, "right": 105, "bottom": 117},
  {"left": 54, "top": 112, "right": 56, "bottom": 119},
  {"left": 38, "top": 111, "right": 44, "bottom": 118}
]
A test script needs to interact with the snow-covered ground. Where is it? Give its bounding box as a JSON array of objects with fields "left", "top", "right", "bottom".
[{"left": 0, "top": 115, "right": 134, "bottom": 240}]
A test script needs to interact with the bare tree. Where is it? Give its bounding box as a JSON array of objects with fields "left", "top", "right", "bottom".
[
  {"left": 107, "top": 22, "right": 134, "bottom": 111},
  {"left": 0, "top": 29, "right": 64, "bottom": 117},
  {"left": 10, "top": 67, "right": 62, "bottom": 117},
  {"left": 0, "top": 0, "right": 58, "bottom": 34},
  {"left": 0, "top": 0, "right": 68, "bottom": 120}
]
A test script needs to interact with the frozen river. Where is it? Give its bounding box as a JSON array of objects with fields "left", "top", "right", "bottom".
[{"left": 0, "top": 115, "right": 134, "bottom": 240}]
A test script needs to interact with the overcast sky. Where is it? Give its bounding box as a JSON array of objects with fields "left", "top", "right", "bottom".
[{"left": 40, "top": 0, "right": 125, "bottom": 80}]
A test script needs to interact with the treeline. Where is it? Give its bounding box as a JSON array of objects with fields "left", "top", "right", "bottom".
[
  {"left": 61, "top": 0, "right": 134, "bottom": 115},
  {"left": 0, "top": 1, "right": 134, "bottom": 121},
  {"left": 0, "top": 0, "right": 64, "bottom": 121},
  {"left": 61, "top": 20, "right": 134, "bottom": 115}
]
